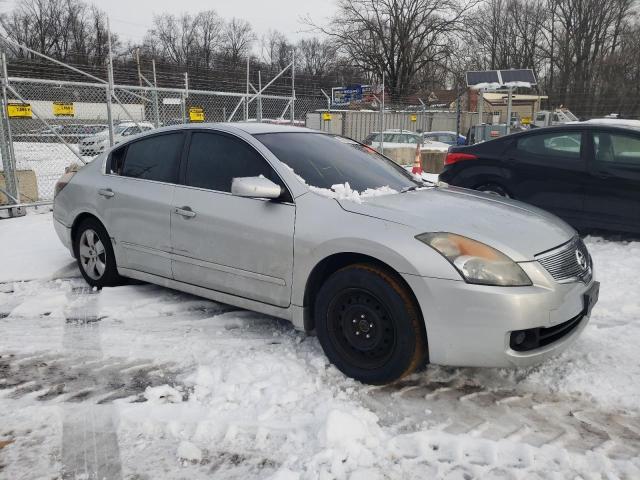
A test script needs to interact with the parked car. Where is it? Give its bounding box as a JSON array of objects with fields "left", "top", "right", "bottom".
[
  {"left": 79, "top": 121, "right": 155, "bottom": 156},
  {"left": 440, "top": 124, "right": 640, "bottom": 234},
  {"left": 53, "top": 123, "right": 598, "bottom": 384},
  {"left": 16, "top": 123, "right": 107, "bottom": 143},
  {"left": 423, "top": 131, "right": 466, "bottom": 146},
  {"left": 364, "top": 129, "right": 450, "bottom": 152}
]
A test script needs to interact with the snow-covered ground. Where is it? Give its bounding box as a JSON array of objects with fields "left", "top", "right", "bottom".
[{"left": 1, "top": 211, "right": 639, "bottom": 479}]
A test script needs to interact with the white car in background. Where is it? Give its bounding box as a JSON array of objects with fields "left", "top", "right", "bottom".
[
  {"left": 363, "top": 129, "right": 450, "bottom": 152},
  {"left": 79, "top": 122, "right": 155, "bottom": 156}
]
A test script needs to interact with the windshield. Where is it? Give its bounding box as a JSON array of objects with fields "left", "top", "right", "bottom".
[
  {"left": 254, "top": 132, "right": 422, "bottom": 192},
  {"left": 114, "top": 125, "right": 130, "bottom": 134}
]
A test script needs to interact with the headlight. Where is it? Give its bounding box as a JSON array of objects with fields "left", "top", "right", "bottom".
[{"left": 416, "top": 232, "right": 532, "bottom": 286}]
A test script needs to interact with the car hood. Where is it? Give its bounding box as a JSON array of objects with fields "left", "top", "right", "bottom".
[{"left": 337, "top": 186, "right": 576, "bottom": 262}]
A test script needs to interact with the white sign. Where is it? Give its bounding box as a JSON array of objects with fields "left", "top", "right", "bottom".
[{"left": 163, "top": 98, "right": 182, "bottom": 105}]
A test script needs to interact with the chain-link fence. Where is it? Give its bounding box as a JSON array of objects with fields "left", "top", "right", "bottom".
[
  {"left": 0, "top": 43, "right": 481, "bottom": 211},
  {"left": 0, "top": 58, "right": 308, "bottom": 209}
]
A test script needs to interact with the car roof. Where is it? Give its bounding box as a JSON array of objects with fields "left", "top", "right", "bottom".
[
  {"left": 117, "top": 122, "right": 316, "bottom": 137},
  {"left": 491, "top": 124, "right": 640, "bottom": 142}
]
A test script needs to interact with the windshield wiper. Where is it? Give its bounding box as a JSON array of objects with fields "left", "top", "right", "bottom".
[{"left": 400, "top": 185, "right": 419, "bottom": 193}]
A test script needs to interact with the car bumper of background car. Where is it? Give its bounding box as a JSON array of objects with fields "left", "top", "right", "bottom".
[{"left": 401, "top": 263, "right": 598, "bottom": 368}]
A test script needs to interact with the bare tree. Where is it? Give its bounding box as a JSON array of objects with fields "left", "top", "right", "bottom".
[
  {"left": 0, "top": 0, "right": 115, "bottom": 64},
  {"left": 261, "top": 29, "right": 293, "bottom": 70},
  {"left": 221, "top": 17, "right": 255, "bottom": 64},
  {"left": 297, "top": 37, "right": 335, "bottom": 77},
  {"left": 308, "top": 0, "right": 475, "bottom": 98}
]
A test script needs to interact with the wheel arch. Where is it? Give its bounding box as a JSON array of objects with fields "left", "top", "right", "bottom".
[
  {"left": 70, "top": 212, "right": 110, "bottom": 248},
  {"left": 302, "top": 252, "right": 424, "bottom": 335}
]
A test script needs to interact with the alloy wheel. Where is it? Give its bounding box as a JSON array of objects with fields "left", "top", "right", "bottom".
[{"left": 78, "top": 229, "right": 106, "bottom": 280}]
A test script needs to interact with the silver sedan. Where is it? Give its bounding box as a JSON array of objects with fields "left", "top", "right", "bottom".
[{"left": 53, "top": 123, "right": 599, "bottom": 384}]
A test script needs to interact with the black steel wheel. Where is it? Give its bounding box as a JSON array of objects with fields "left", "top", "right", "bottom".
[{"left": 315, "top": 263, "right": 427, "bottom": 384}]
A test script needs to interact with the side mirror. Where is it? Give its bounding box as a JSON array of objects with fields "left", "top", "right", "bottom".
[{"left": 231, "top": 176, "right": 282, "bottom": 199}]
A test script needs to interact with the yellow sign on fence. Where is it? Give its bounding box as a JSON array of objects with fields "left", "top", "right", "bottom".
[
  {"left": 322, "top": 112, "right": 332, "bottom": 121},
  {"left": 189, "top": 107, "right": 205, "bottom": 122},
  {"left": 53, "top": 102, "right": 75, "bottom": 117},
  {"left": 7, "top": 103, "right": 32, "bottom": 119},
  {"left": 410, "top": 114, "right": 417, "bottom": 122},
  {"left": 521, "top": 116, "right": 531, "bottom": 125}
]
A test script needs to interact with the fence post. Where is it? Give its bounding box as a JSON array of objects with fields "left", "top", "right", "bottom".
[
  {"left": 182, "top": 72, "right": 189, "bottom": 124},
  {"left": 152, "top": 59, "right": 160, "bottom": 128},
  {"left": 106, "top": 19, "right": 115, "bottom": 146},
  {"left": 290, "top": 51, "right": 295, "bottom": 125},
  {"left": 245, "top": 57, "right": 250, "bottom": 122},
  {"left": 379, "top": 72, "right": 385, "bottom": 155},
  {"left": 0, "top": 52, "right": 20, "bottom": 205},
  {"left": 257, "top": 70, "right": 263, "bottom": 123}
]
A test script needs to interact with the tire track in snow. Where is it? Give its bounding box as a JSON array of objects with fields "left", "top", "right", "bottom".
[
  {"left": 60, "top": 286, "right": 123, "bottom": 480},
  {"left": 361, "top": 370, "right": 640, "bottom": 473}
]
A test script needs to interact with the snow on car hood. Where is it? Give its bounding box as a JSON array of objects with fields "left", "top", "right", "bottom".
[{"left": 337, "top": 185, "right": 576, "bottom": 262}]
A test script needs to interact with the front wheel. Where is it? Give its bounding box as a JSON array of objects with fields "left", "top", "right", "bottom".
[
  {"left": 73, "top": 218, "right": 123, "bottom": 288},
  {"left": 314, "top": 264, "right": 427, "bottom": 385}
]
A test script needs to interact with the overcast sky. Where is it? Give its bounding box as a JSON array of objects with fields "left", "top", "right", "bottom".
[{"left": 3, "top": 0, "right": 337, "bottom": 44}]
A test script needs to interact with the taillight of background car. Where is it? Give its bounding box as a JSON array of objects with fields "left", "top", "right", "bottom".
[
  {"left": 54, "top": 164, "right": 80, "bottom": 198},
  {"left": 444, "top": 152, "right": 478, "bottom": 166}
]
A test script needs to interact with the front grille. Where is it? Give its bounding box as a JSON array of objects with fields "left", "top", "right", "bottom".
[
  {"left": 536, "top": 237, "right": 592, "bottom": 283},
  {"left": 510, "top": 313, "right": 584, "bottom": 351}
]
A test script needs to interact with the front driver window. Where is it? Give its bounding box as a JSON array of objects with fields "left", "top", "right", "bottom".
[{"left": 184, "top": 132, "right": 287, "bottom": 196}]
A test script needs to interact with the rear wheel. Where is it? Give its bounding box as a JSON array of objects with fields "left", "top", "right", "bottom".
[
  {"left": 477, "top": 183, "right": 510, "bottom": 198},
  {"left": 73, "top": 218, "right": 123, "bottom": 288},
  {"left": 314, "top": 264, "right": 427, "bottom": 385}
]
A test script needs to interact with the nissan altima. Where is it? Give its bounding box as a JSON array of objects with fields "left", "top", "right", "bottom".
[{"left": 53, "top": 123, "right": 599, "bottom": 385}]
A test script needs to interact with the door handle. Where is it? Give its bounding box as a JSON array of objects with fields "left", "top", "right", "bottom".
[
  {"left": 98, "top": 188, "right": 114, "bottom": 198},
  {"left": 595, "top": 171, "right": 611, "bottom": 179},
  {"left": 174, "top": 206, "right": 196, "bottom": 218}
]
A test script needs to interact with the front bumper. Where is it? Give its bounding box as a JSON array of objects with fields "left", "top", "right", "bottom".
[{"left": 402, "top": 262, "right": 598, "bottom": 368}]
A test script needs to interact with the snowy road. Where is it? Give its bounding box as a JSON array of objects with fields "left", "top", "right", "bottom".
[{"left": 1, "top": 212, "right": 639, "bottom": 479}]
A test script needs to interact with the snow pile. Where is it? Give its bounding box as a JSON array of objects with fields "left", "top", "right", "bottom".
[
  {"left": 280, "top": 162, "right": 399, "bottom": 203},
  {"left": 309, "top": 183, "right": 398, "bottom": 204},
  {"left": 176, "top": 440, "right": 202, "bottom": 462},
  {"left": 144, "top": 385, "right": 184, "bottom": 404},
  {"left": 98, "top": 284, "right": 224, "bottom": 320}
]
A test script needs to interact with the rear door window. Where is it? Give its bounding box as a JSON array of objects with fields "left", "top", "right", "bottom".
[
  {"left": 117, "top": 133, "right": 184, "bottom": 183},
  {"left": 517, "top": 132, "right": 582, "bottom": 160},
  {"left": 594, "top": 132, "right": 640, "bottom": 167}
]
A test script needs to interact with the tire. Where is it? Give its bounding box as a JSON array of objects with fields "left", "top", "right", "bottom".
[
  {"left": 477, "top": 183, "right": 510, "bottom": 198},
  {"left": 73, "top": 218, "right": 123, "bottom": 288},
  {"left": 314, "top": 263, "right": 427, "bottom": 385}
]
